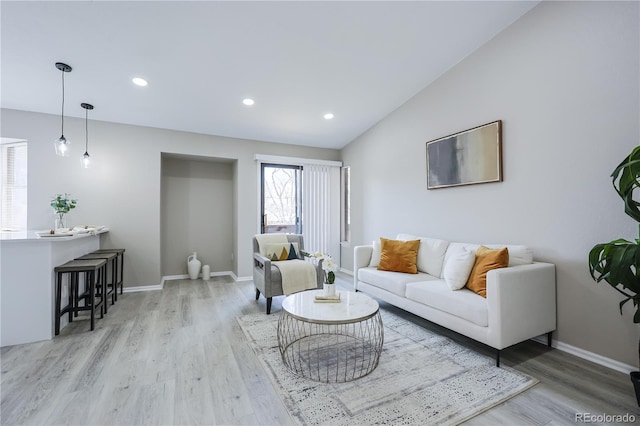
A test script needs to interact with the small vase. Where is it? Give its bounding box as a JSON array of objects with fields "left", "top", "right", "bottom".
[
  {"left": 54, "top": 215, "right": 66, "bottom": 230},
  {"left": 324, "top": 283, "right": 336, "bottom": 297},
  {"left": 202, "top": 265, "right": 211, "bottom": 281},
  {"left": 187, "top": 252, "right": 202, "bottom": 280}
]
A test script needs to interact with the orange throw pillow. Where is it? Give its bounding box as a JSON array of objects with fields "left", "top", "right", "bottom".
[
  {"left": 466, "top": 246, "right": 509, "bottom": 297},
  {"left": 377, "top": 238, "right": 420, "bottom": 274}
]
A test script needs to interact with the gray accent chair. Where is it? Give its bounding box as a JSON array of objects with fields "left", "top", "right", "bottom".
[{"left": 253, "top": 234, "right": 324, "bottom": 314}]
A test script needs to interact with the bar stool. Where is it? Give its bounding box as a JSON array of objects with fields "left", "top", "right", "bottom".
[
  {"left": 92, "top": 249, "right": 125, "bottom": 297},
  {"left": 55, "top": 258, "right": 106, "bottom": 335},
  {"left": 76, "top": 252, "right": 118, "bottom": 308}
]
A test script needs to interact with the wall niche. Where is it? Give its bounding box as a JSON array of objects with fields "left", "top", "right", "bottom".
[{"left": 161, "top": 153, "right": 236, "bottom": 277}]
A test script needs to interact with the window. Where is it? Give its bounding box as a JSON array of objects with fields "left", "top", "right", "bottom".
[
  {"left": 340, "top": 166, "right": 350, "bottom": 243},
  {"left": 255, "top": 153, "right": 341, "bottom": 260},
  {"left": 1, "top": 141, "right": 28, "bottom": 231},
  {"left": 261, "top": 164, "right": 302, "bottom": 234}
]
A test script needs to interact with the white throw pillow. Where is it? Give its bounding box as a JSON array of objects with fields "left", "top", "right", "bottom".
[
  {"left": 443, "top": 247, "right": 476, "bottom": 290},
  {"left": 368, "top": 239, "right": 382, "bottom": 267},
  {"left": 397, "top": 233, "right": 449, "bottom": 277},
  {"left": 484, "top": 244, "right": 533, "bottom": 266},
  {"left": 442, "top": 242, "right": 533, "bottom": 275}
]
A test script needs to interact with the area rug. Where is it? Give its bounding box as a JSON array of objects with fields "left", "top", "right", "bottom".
[{"left": 237, "top": 310, "right": 538, "bottom": 425}]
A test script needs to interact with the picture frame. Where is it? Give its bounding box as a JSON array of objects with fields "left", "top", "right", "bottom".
[{"left": 426, "top": 120, "right": 502, "bottom": 190}]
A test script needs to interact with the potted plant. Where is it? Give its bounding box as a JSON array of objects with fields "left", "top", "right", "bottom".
[
  {"left": 302, "top": 251, "right": 338, "bottom": 295},
  {"left": 50, "top": 193, "right": 77, "bottom": 230},
  {"left": 588, "top": 145, "right": 640, "bottom": 405}
]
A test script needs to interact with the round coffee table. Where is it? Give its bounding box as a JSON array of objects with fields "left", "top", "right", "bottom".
[{"left": 277, "top": 289, "right": 384, "bottom": 383}]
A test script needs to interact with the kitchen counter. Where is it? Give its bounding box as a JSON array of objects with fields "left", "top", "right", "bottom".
[
  {"left": 0, "top": 228, "right": 109, "bottom": 347},
  {"left": 1, "top": 228, "right": 109, "bottom": 242}
]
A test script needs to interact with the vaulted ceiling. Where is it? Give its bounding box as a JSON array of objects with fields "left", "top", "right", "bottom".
[{"left": 1, "top": 1, "right": 538, "bottom": 149}]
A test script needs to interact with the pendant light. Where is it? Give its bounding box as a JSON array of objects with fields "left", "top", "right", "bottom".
[
  {"left": 81, "top": 103, "right": 94, "bottom": 168},
  {"left": 54, "top": 62, "right": 72, "bottom": 157}
]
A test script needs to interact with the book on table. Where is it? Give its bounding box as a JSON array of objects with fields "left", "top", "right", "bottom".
[{"left": 314, "top": 292, "right": 341, "bottom": 303}]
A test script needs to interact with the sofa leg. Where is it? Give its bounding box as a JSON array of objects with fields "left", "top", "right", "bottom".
[
  {"left": 266, "top": 297, "right": 272, "bottom": 315},
  {"left": 496, "top": 349, "right": 501, "bottom": 367},
  {"left": 547, "top": 331, "right": 553, "bottom": 347},
  {"left": 255, "top": 288, "right": 260, "bottom": 300}
]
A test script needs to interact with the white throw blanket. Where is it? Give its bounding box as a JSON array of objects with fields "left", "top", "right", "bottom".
[
  {"left": 255, "top": 233, "right": 289, "bottom": 256},
  {"left": 274, "top": 259, "right": 317, "bottom": 295}
]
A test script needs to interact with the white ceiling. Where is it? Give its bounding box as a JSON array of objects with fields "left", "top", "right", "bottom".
[{"left": 1, "top": 1, "right": 538, "bottom": 149}]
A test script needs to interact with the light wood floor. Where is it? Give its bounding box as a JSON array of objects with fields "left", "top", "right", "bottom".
[{"left": 1, "top": 273, "right": 638, "bottom": 425}]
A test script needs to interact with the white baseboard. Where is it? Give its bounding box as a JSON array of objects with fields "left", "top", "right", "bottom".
[
  {"left": 123, "top": 284, "right": 163, "bottom": 293},
  {"left": 233, "top": 274, "right": 253, "bottom": 282},
  {"left": 124, "top": 271, "right": 249, "bottom": 293},
  {"left": 532, "top": 336, "right": 636, "bottom": 374},
  {"left": 163, "top": 274, "right": 187, "bottom": 281},
  {"left": 339, "top": 268, "right": 354, "bottom": 276}
]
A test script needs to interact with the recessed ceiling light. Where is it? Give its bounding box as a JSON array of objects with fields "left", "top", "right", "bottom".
[
  {"left": 243, "top": 98, "right": 255, "bottom": 106},
  {"left": 132, "top": 77, "right": 148, "bottom": 87},
  {"left": 324, "top": 113, "right": 334, "bottom": 120}
]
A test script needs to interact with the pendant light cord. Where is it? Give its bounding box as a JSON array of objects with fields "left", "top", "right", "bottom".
[
  {"left": 85, "top": 107, "right": 89, "bottom": 153},
  {"left": 61, "top": 69, "right": 65, "bottom": 136}
]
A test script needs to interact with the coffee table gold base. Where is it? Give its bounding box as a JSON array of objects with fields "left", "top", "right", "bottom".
[{"left": 277, "top": 310, "right": 383, "bottom": 383}]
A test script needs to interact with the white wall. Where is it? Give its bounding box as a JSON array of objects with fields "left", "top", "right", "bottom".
[
  {"left": 161, "top": 156, "right": 235, "bottom": 276},
  {"left": 341, "top": 1, "right": 640, "bottom": 366},
  {"left": 1, "top": 108, "right": 340, "bottom": 286}
]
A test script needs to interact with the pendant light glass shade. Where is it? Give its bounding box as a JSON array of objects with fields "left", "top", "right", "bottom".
[
  {"left": 81, "top": 103, "right": 94, "bottom": 168},
  {"left": 54, "top": 62, "right": 72, "bottom": 157},
  {"left": 82, "top": 152, "right": 91, "bottom": 168},
  {"left": 54, "top": 135, "right": 70, "bottom": 156}
]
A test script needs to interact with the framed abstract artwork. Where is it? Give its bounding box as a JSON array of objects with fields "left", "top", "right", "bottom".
[{"left": 426, "top": 120, "right": 502, "bottom": 189}]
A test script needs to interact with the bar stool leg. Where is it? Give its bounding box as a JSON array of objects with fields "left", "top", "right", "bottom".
[
  {"left": 101, "top": 264, "right": 108, "bottom": 315},
  {"left": 120, "top": 253, "right": 125, "bottom": 294},
  {"left": 68, "top": 272, "right": 75, "bottom": 323},
  {"left": 110, "top": 261, "right": 116, "bottom": 305},
  {"left": 55, "top": 271, "right": 63, "bottom": 336},
  {"left": 96, "top": 268, "right": 102, "bottom": 316},
  {"left": 111, "top": 256, "right": 118, "bottom": 305},
  {"left": 82, "top": 270, "right": 89, "bottom": 314},
  {"left": 73, "top": 272, "right": 79, "bottom": 318},
  {"left": 113, "top": 258, "right": 118, "bottom": 302},
  {"left": 89, "top": 270, "right": 96, "bottom": 330},
  {"left": 101, "top": 266, "right": 106, "bottom": 317}
]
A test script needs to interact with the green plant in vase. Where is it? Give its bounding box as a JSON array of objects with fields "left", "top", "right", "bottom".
[
  {"left": 301, "top": 250, "right": 337, "bottom": 283},
  {"left": 588, "top": 145, "right": 640, "bottom": 405},
  {"left": 50, "top": 193, "right": 77, "bottom": 229},
  {"left": 322, "top": 255, "right": 338, "bottom": 284}
]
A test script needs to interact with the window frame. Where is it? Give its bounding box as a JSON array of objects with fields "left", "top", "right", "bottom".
[
  {"left": 340, "top": 166, "right": 351, "bottom": 244},
  {"left": 1, "top": 140, "right": 28, "bottom": 232}
]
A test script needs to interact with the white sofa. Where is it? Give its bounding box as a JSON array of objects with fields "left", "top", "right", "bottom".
[{"left": 354, "top": 234, "right": 557, "bottom": 366}]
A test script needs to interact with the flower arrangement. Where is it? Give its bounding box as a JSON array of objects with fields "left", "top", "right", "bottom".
[
  {"left": 50, "top": 193, "right": 77, "bottom": 228},
  {"left": 302, "top": 251, "right": 338, "bottom": 284}
]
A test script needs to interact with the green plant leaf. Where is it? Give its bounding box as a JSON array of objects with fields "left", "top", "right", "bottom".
[
  {"left": 589, "top": 146, "right": 640, "bottom": 331},
  {"left": 620, "top": 297, "right": 631, "bottom": 314},
  {"left": 50, "top": 193, "right": 78, "bottom": 214},
  {"left": 612, "top": 146, "right": 640, "bottom": 222}
]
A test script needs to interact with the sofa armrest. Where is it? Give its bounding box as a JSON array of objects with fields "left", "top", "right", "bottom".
[
  {"left": 354, "top": 245, "right": 373, "bottom": 270},
  {"left": 486, "top": 262, "right": 556, "bottom": 349},
  {"left": 353, "top": 245, "right": 373, "bottom": 290}
]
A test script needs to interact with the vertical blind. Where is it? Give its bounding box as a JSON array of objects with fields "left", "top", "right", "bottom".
[
  {"left": 1, "top": 142, "right": 28, "bottom": 231},
  {"left": 302, "top": 164, "right": 331, "bottom": 256},
  {"left": 255, "top": 154, "right": 341, "bottom": 262}
]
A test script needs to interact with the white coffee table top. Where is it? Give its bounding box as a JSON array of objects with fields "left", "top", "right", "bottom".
[{"left": 281, "top": 290, "right": 379, "bottom": 324}]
